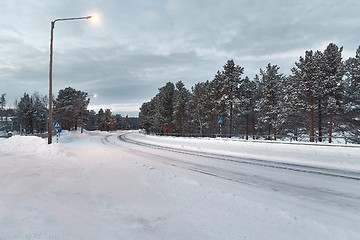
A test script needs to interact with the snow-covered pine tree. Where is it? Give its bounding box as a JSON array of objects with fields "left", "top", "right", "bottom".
[
  {"left": 97, "top": 109, "right": 105, "bottom": 130},
  {"left": 311, "top": 50, "right": 326, "bottom": 142},
  {"left": 32, "top": 92, "right": 48, "bottom": 133},
  {"left": 139, "top": 101, "right": 153, "bottom": 133},
  {"left": 102, "top": 109, "right": 117, "bottom": 131},
  {"left": 211, "top": 60, "right": 244, "bottom": 136},
  {"left": 84, "top": 110, "right": 97, "bottom": 131},
  {"left": 0, "top": 93, "right": 6, "bottom": 128},
  {"left": 191, "top": 80, "right": 213, "bottom": 136},
  {"left": 292, "top": 50, "right": 318, "bottom": 142},
  {"left": 322, "top": 43, "right": 344, "bottom": 143},
  {"left": 158, "top": 82, "right": 175, "bottom": 134},
  {"left": 344, "top": 46, "right": 360, "bottom": 143},
  {"left": 16, "top": 93, "right": 34, "bottom": 134},
  {"left": 53, "top": 87, "right": 89, "bottom": 131},
  {"left": 221, "top": 60, "right": 244, "bottom": 135},
  {"left": 282, "top": 74, "right": 307, "bottom": 140},
  {"left": 15, "top": 92, "right": 48, "bottom": 134},
  {"left": 236, "top": 76, "right": 257, "bottom": 139},
  {"left": 255, "top": 63, "right": 284, "bottom": 140},
  {"left": 97, "top": 109, "right": 114, "bottom": 131},
  {"left": 173, "top": 81, "right": 190, "bottom": 136},
  {"left": 210, "top": 70, "right": 227, "bottom": 135}
]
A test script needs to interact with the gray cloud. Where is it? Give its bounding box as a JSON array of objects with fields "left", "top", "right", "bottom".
[{"left": 0, "top": 0, "right": 359, "bottom": 116}]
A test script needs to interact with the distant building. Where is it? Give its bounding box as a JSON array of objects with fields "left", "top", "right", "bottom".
[{"left": 0, "top": 116, "right": 13, "bottom": 131}]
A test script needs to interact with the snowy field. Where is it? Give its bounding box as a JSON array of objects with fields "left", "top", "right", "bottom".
[{"left": 0, "top": 130, "right": 359, "bottom": 240}]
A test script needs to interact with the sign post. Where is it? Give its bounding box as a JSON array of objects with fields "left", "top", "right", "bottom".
[
  {"left": 217, "top": 117, "right": 224, "bottom": 136},
  {"left": 54, "top": 121, "right": 62, "bottom": 143}
]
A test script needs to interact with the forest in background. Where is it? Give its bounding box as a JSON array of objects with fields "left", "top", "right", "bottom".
[
  {"left": 139, "top": 43, "right": 359, "bottom": 144},
  {"left": 0, "top": 87, "right": 139, "bottom": 135},
  {"left": 1, "top": 42, "right": 359, "bottom": 143}
]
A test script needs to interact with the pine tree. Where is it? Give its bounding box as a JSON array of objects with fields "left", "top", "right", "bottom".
[
  {"left": 15, "top": 92, "right": 48, "bottom": 134},
  {"left": 97, "top": 109, "right": 105, "bottom": 130},
  {"left": 16, "top": 93, "right": 34, "bottom": 134},
  {"left": 255, "top": 63, "right": 284, "bottom": 140},
  {"left": 322, "top": 43, "right": 344, "bottom": 143},
  {"left": 96, "top": 109, "right": 116, "bottom": 131},
  {"left": 237, "top": 76, "right": 257, "bottom": 139},
  {"left": 53, "top": 87, "right": 89, "bottom": 131},
  {"left": 292, "top": 50, "right": 318, "bottom": 141},
  {"left": 158, "top": 82, "right": 175, "bottom": 133},
  {"left": 174, "top": 81, "right": 190, "bottom": 136},
  {"left": 84, "top": 110, "right": 97, "bottom": 131},
  {"left": 212, "top": 60, "right": 244, "bottom": 135},
  {"left": 0, "top": 94, "right": 6, "bottom": 128},
  {"left": 282, "top": 74, "right": 307, "bottom": 140},
  {"left": 32, "top": 92, "right": 48, "bottom": 133},
  {"left": 123, "top": 115, "right": 131, "bottom": 130},
  {"left": 223, "top": 60, "right": 244, "bottom": 135},
  {"left": 140, "top": 101, "right": 153, "bottom": 133},
  {"left": 344, "top": 46, "right": 360, "bottom": 143},
  {"left": 191, "top": 81, "right": 213, "bottom": 135},
  {"left": 211, "top": 71, "right": 227, "bottom": 135}
]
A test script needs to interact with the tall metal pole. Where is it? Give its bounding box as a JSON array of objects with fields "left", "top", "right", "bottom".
[
  {"left": 47, "top": 16, "right": 92, "bottom": 144},
  {"left": 48, "top": 21, "right": 55, "bottom": 144}
]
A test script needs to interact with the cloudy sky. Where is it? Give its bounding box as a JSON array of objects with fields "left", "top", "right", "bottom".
[{"left": 1, "top": 0, "right": 359, "bottom": 116}]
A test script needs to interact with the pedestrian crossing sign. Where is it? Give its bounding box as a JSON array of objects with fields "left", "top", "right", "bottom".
[{"left": 54, "top": 121, "right": 61, "bottom": 128}]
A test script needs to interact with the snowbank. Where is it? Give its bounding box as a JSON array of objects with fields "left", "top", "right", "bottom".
[
  {"left": 0, "top": 135, "right": 60, "bottom": 157},
  {"left": 126, "top": 132, "right": 360, "bottom": 172}
]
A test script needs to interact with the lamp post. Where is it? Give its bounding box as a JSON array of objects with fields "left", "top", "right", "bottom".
[{"left": 48, "top": 16, "right": 92, "bottom": 144}]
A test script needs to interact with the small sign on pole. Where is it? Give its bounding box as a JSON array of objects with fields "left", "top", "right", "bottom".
[
  {"left": 54, "top": 121, "right": 61, "bottom": 128},
  {"left": 54, "top": 121, "right": 62, "bottom": 143},
  {"left": 217, "top": 117, "right": 224, "bottom": 124},
  {"left": 217, "top": 117, "right": 224, "bottom": 136}
]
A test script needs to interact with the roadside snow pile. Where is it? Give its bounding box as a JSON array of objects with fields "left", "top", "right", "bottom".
[
  {"left": 0, "top": 135, "right": 60, "bottom": 157},
  {"left": 126, "top": 132, "right": 360, "bottom": 172}
]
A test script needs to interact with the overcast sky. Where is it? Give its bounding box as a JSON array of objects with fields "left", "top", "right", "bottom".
[{"left": 1, "top": 0, "right": 359, "bottom": 116}]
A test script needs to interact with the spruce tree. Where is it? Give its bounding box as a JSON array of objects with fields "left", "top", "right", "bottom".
[
  {"left": 32, "top": 92, "right": 48, "bottom": 133},
  {"left": 255, "top": 63, "right": 284, "bottom": 140},
  {"left": 292, "top": 50, "right": 318, "bottom": 142},
  {"left": 313, "top": 50, "right": 326, "bottom": 142},
  {"left": 16, "top": 93, "right": 34, "bottom": 134},
  {"left": 221, "top": 60, "right": 244, "bottom": 135},
  {"left": 53, "top": 87, "right": 89, "bottom": 131},
  {"left": 344, "top": 46, "right": 360, "bottom": 143},
  {"left": 322, "top": 43, "right": 344, "bottom": 143},
  {"left": 236, "top": 76, "right": 257, "bottom": 139},
  {"left": 211, "top": 60, "right": 244, "bottom": 136},
  {"left": 174, "top": 81, "right": 189, "bottom": 136},
  {"left": 191, "top": 81, "right": 213, "bottom": 135},
  {"left": 158, "top": 82, "right": 175, "bottom": 133}
]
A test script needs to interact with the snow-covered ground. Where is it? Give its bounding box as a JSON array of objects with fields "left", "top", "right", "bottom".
[
  {"left": 0, "top": 130, "right": 359, "bottom": 240},
  {"left": 125, "top": 132, "right": 360, "bottom": 172}
]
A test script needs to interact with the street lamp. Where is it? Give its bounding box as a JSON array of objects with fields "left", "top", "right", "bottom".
[{"left": 48, "top": 16, "right": 93, "bottom": 144}]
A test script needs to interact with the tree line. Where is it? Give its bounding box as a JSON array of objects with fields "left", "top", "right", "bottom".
[
  {"left": 0, "top": 87, "right": 139, "bottom": 134},
  {"left": 139, "top": 43, "right": 360, "bottom": 143}
]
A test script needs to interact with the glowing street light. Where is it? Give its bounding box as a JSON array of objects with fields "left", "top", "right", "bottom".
[
  {"left": 88, "top": 14, "right": 100, "bottom": 24},
  {"left": 48, "top": 15, "right": 94, "bottom": 144}
]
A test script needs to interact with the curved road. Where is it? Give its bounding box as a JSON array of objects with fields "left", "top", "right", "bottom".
[{"left": 101, "top": 132, "right": 360, "bottom": 233}]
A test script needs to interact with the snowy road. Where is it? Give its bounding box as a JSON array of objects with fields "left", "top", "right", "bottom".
[
  {"left": 0, "top": 131, "right": 359, "bottom": 239},
  {"left": 113, "top": 133, "right": 360, "bottom": 236}
]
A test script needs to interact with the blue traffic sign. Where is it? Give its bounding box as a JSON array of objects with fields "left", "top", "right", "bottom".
[
  {"left": 54, "top": 121, "right": 61, "bottom": 128},
  {"left": 217, "top": 117, "right": 224, "bottom": 124}
]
